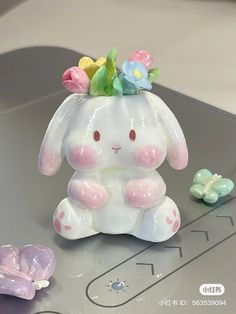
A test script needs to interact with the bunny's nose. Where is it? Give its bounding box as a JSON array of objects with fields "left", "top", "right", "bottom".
[{"left": 112, "top": 144, "right": 122, "bottom": 154}]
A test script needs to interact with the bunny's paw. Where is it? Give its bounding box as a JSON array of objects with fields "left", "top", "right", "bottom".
[
  {"left": 124, "top": 177, "right": 166, "bottom": 208},
  {"left": 53, "top": 209, "right": 73, "bottom": 234},
  {"left": 131, "top": 196, "right": 181, "bottom": 242},
  {"left": 68, "top": 179, "right": 108, "bottom": 209},
  {"left": 53, "top": 198, "right": 99, "bottom": 240}
]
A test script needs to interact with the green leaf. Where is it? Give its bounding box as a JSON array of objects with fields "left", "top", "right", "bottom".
[
  {"left": 148, "top": 68, "right": 160, "bottom": 83},
  {"left": 90, "top": 65, "right": 108, "bottom": 96},
  {"left": 112, "top": 77, "right": 123, "bottom": 96},
  {"left": 90, "top": 48, "right": 120, "bottom": 96},
  {"left": 106, "top": 47, "right": 118, "bottom": 95}
]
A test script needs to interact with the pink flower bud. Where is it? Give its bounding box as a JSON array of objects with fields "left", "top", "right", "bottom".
[
  {"left": 62, "top": 66, "right": 90, "bottom": 93},
  {"left": 128, "top": 50, "right": 154, "bottom": 70}
]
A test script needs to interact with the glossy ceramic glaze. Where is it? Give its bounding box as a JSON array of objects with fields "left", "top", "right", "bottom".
[
  {"left": 39, "top": 91, "right": 188, "bottom": 242},
  {"left": 190, "top": 169, "right": 234, "bottom": 203},
  {"left": 0, "top": 245, "right": 56, "bottom": 300}
]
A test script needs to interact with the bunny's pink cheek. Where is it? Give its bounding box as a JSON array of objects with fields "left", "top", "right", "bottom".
[
  {"left": 134, "top": 145, "right": 164, "bottom": 169},
  {"left": 68, "top": 145, "right": 97, "bottom": 169}
]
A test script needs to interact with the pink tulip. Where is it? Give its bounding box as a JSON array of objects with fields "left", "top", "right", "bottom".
[
  {"left": 62, "top": 66, "right": 90, "bottom": 93},
  {"left": 128, "top": 50, "right": 154, "bottom": 70}
]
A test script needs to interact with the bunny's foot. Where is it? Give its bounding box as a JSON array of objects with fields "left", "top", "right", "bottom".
[
  {"left": 68, "top": 178, "right": 108, "bottom": 209},
  {"left": 53, "top": 198, "right": 98, "bottom": 240},
  {"left": 131, "top": 196, "right": 181, "bottom": 242},
  {"left": 124, "top": 176, "right": 166, "bottom": 208}
]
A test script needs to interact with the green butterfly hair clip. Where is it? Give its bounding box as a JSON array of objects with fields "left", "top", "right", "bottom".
[{"left": 190, "top": 169, "right": 234, "bottom": 203}]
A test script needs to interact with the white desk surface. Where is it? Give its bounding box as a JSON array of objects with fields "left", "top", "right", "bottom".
[{"left": 0, "top": 0, "right": 236, "bottom": 114}]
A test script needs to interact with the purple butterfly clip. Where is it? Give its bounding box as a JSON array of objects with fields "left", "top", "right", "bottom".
[{"left": 0, "top": 244, "right": 56, "bottom": 300}]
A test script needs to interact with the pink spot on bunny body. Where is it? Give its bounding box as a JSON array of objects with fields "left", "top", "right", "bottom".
[
  {"left": 68, "top": 145, "right": 97, "bottom": 170},
  {"left": 54, "top": 219, "right": 62, "bottom": 233},
  {"left": 64, "top": 225, "right": 72, "bottom": 231},
  {"left": 53, "top": 210, "right": 72, "bottom": 234},
  {"left": 59, "top": 211, "right": 65, "bottom": 219},
  {"left": 172, "top": 220, "right": 180, "bottom": 233},
  {"left": 166, "top": 209, "right": 180, "bottom": 233},
  {"left": 166, "top": 217, "right": 173, "bottom": 224},
  {"left": 134, "top": 145, "right": 164, "bottom": 169}
]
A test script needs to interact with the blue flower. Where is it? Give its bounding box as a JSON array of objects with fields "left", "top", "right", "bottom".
[{"left": 121, "top": 61, "right": 152, "bottom": 90}]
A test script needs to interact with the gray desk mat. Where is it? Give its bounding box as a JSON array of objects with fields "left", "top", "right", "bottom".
[{"left": 0, "top": 47, "right": 235, "bottom": 314}]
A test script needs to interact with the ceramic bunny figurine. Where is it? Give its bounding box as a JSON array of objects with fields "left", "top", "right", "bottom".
[{"left": 39, "top": 49, "right": 188, "bottom": 242}]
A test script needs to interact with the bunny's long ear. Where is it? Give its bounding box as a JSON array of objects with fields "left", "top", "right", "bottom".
[
  {"left": 147, "top": 92, "right": 188, "bottom": 170},
  {"left": 38, "top": 94, "right": 79, "bottom": 176}
]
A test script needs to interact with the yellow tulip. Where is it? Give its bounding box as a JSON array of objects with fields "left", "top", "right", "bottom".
[{"left": 78, "top": 57, "right": 106, "bottom": 80}]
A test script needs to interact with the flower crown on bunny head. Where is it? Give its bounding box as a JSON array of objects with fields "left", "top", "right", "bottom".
[{"left": 61, "top": 48, "right": 160, "bottom": 96}]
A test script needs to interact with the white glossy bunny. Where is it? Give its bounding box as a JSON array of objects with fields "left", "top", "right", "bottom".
[{"left": 39, "top": 91, "right": 188, "bottom": 242}]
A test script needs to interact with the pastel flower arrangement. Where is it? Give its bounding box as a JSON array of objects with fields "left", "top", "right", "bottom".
[{"left": 62, "top": 48, "right": 160, "bottom": 96}]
